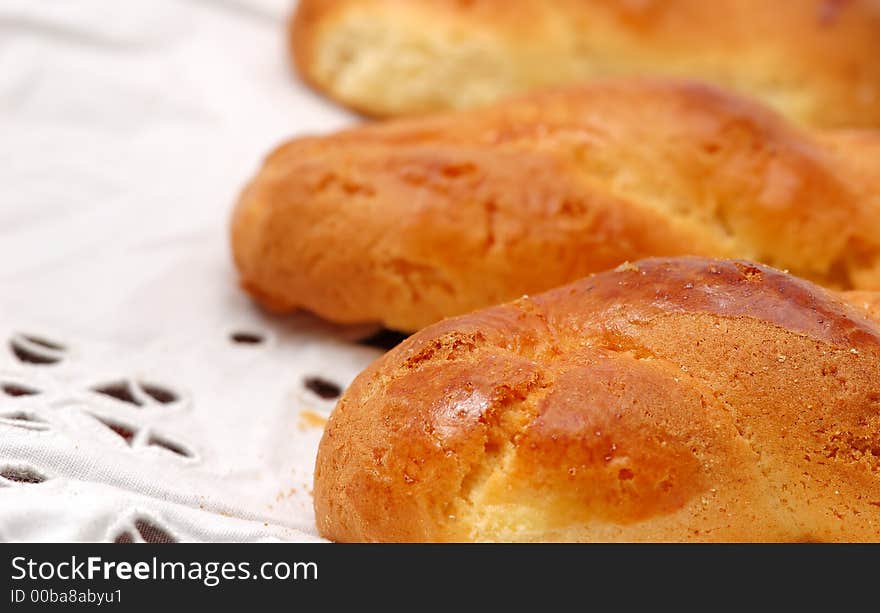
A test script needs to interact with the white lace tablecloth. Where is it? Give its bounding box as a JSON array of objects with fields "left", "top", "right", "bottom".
[{"left": 0, "top": 0, "right": 374, "bottom": 542}]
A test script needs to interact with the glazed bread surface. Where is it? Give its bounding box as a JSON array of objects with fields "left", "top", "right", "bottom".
[
  {"left": 291, "top": 0, "right": 880, "bottom": 127},
  {"left": 232, "top": 79, "right": 880, "bottom": 331},
  {"left": 845, "top": 291, "right": 880, "bottom": 323},
  {"left": 314, "top": 257, "right": 880, "bottom": 542}
]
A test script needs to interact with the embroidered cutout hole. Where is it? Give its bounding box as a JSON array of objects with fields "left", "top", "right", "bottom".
[
  {"left": 140, "top": 383, "right": 176, "bottom": 404},
  {"left": 304, "top": 376, "right": 342, "bottom": 400},
  {"left": 0, "top": 466, "right": 46, "bottom": 484},
  {"left": 1, "top": 383, "right": 39, "bottom": 397},
  {"left": 148, "top": 436, "right": 192, "bottom": 458},
  {"left": 9, "top": 340, "right": 60, "bottom": 365},
  {"left": 134, "top": 518, "right": 176, "bottom": 543},
  {"left": 92, "top": 380, "right": 178, "bottom": 406},
  {"left": 2, "top": 412, "right": 43, "bottom": 423},
  {"left": 93, "top": 381, "right": 142, "bottom": 406},
  {"left": 0, "top": 412, "right": 48, "bottom": 431},
  {"left": 9, "top": 334, "right": 66, "bottom": 365},
  {"left": 22, "top": 336, "right": 65, "bottom": 351},
  {"left": 114, "top": 531, "right": 135, "bottom": 544},
  {"left": 230, "top": 331, "right": 264, "bottom": 345},
  {"left": 99, "top": 419, "right": 136, "bottom": 444}
]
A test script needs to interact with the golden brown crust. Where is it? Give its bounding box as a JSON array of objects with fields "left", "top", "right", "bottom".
[
  {"left": 232, "top": 79, "right": 880, "bottom": 331},
  {"left": 313, "top": 257, "right": 880, "bottom": 542},
  {"left": 290, "top": 0, "right": 880, "bottom": 127},
  {"left": 843, "top": 290, "right": 880, "bottom": 324}
]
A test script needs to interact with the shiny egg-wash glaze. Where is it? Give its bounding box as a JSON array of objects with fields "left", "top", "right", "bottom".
[{"left": 314, "top": 258, "right": 880, "bottom": 542}]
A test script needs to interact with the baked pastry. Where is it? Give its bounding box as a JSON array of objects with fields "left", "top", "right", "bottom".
[
  {"left": 232, "top": 79, "right": 880, "bottom": 331},
  {"left": 313, "top": 257, "right": 880, "bottom": 542},
  {"left": 845, "top": 291, "right": 880, "bottom": 323},
  {"left": 290, "top": 0, "right": 880, "bottom": 127}
]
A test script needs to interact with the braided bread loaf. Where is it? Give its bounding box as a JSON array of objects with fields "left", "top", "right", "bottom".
[
  {"left": 290, "top": 0, "right": 880, "bottom": 127},
  {"left": 314, "top": 257, "right": 880, "bottom": 542},
  {"left": 232, "top": 79, "right": 880, "bottom": 331}
]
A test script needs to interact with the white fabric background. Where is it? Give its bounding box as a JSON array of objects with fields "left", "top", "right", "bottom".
[{"left": 0, "top": 0, "right": 374, "bottom": 542}]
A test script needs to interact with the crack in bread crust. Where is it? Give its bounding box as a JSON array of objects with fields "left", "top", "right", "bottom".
[{"left": 314, "top": 257, "right": 880, "bottom": 541}]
